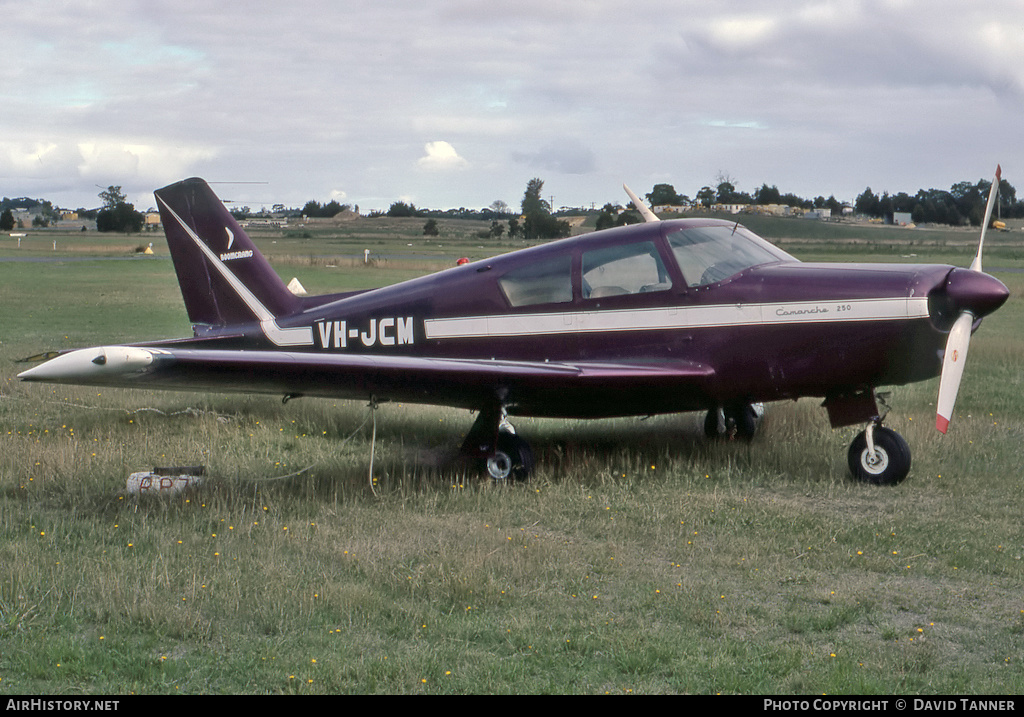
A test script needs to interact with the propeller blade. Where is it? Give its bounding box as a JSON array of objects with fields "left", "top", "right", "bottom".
[
  {"left": 623, "top": 184, "right": 660, "bottom": 223},
  {"left": 970, "top": 164, "right": 1001, "bottom": 273},
  {"left": 935, "top": 311, "right": 975, "bottom": 433}
]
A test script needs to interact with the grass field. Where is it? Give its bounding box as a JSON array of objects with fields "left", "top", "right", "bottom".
[{"left": 1, "top": 216, "right": 1023, "bottom": 694}]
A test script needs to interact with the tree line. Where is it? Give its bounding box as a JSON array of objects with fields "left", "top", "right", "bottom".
[
  {"left": 853, "top": 177, "right": 1019, "bottom": 226},
  {"left": 645, "top": 172, "right": 1021, "bottom": 228},
  {"left": 6, "top": 172, "right": 1020, "bottom": 236},
  {"left": 387, "top": 178, "right": 573, "bottom": 241}
]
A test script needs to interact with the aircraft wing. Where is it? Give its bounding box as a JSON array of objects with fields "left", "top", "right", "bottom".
[{"left": 18, "top": 346, "right": 716, "bottom": 418}]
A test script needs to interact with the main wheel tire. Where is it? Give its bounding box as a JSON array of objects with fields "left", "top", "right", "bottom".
[
  {"left": 704, "top": 404, "right": 760, "bottom": 441},
  {"left": 847, "top": 426, "right": 911, "bottom": 486},
  {"left": 704, "top": 408, "right": 726, "bottom": 439},
  {"left": 484, "top": 432, "right": 534, "bottom": 482}
]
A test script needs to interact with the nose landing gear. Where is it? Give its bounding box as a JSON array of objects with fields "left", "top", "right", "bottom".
[{"left": 848, "top": 422, "right": 911, "bottom": 486}]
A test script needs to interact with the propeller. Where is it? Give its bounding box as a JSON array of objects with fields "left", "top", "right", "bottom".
[
  {"left": 623, "top": 184, "right": 661, "bottom": 223},
  {"left": 935, "top": 165, "right": 1001, "bottom": 433}
]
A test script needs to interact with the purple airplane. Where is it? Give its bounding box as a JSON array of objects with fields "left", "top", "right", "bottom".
[{"left": 19, "top": 170, "right": 1009, "bottom": 485}]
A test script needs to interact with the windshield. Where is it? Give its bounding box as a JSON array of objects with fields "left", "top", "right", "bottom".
[{"left": 667, "top": 224, "right": 795, "bottom": 287}]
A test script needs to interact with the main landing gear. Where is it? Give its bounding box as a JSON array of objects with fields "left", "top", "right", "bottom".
[
  {"left": 704, "top": 403, "right": 765, "bottom": 441},
  {"left": 461, "top": 406, "right": 534, "bottom": 482}
]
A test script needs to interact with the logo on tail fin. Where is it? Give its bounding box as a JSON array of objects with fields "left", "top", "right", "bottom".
[{"left": 219, "top": 227, "right": 253, "bottom": 261}]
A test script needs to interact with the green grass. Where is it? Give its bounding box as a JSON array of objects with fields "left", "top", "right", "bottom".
[{"left": 1, "top": 218, "right": 1023, "bottom": 694}]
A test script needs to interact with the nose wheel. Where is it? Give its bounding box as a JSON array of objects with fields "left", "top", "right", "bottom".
[{"left": 847, "top": 424, "right": 911, "bottom": 485}]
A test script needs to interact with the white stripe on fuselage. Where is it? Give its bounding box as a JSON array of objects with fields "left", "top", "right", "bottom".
[{"left": 423, "top": 297, "right": 931, "bottom": 340}]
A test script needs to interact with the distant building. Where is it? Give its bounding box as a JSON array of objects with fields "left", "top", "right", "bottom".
[
  {"left": 753, "top": 204, "right": 792, "bottom": 217},
  {"left": 653, "top": 204, "right": 691, "bottom": 215},
  {"left": 241, "top": 218, "right": 289, "bottom": 228},
  {"left": 803, "top": 209, "right": 833, "bottom": 220},
  {"left": 713, "top": 203, "right": 750, "bottom": 214}
]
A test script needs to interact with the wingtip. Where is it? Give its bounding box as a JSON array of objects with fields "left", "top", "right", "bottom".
[{"left": 936, "top": 415, "right": 950, "bottom": 434}]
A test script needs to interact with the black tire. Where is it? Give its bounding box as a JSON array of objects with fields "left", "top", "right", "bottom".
[
  {"left": 847, "top": 426, "right": 911, "bottom": 485},
  {"left": 704, "top": 404, "right": 759, "bottom": 441},
  {"left": 704, "top": 408, "right": 725, "bottom": 439},
  {"left": 484, "top": 431, "right": 534, "bottom": 482}
]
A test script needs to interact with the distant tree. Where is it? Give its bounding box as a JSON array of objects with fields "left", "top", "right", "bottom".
[
  {"left": 98, "top": 185, "right": 127, "bottom": 210},
  {"left": 523, "top": 212, "right": 570, "bottom": 240},
  {"left": 96, "top": 202, "right": 143, "bottom": 233},
  {"left": 521, "top": 178, "right": 550, "bottom": 216},
  {"left": 646, "top": 183, "right": 684, "bottom": 206},
  {"left": 615, "top": 209, "right": 644, "bottom": 226},
  {"left": 855, "top": 187, "right": 881, "bottom": 217},
  {"left": 489, "top": 221, "right": 505, "bottom": 239},
  {"left": 695, "top": 186, "right": 716, "bottom": 208},
  {"left": 387, "top": 201, "right": 419, "bottom": 218},
  {"left": 507, "top": 217, "right": 522, "bottom": 239},
  {"left": 325, "top": 200, "right": 347, "bottom": 217},
  {"left": 423, "top": 218, "right": 439, "bottom": 236},
  {"left": 0, "top": 209, "right": 13, "bottom": 231},
  {"left": 303, "top": 199, "right": 350, "bottom": 218},
  {"left": 715, "top": 181, "right": 736, "bottom": 203},
  {"left": 520, "top": 178, "right": 569, "bottom": 240},
  {"left": 891, "top": 192, "right": 915, "bottom": 214},
  {"left": 489, "top": 200, "right": 510, "bottom": 215},
  {"left": 879, "top": 191, "right": 894, "bottom": 222},
  {"left": 96, "top": 185, "right": 143, "bottom": 233},
  {"left": 824, "top": 195, "right": 844, "bottom": 216},
  {"left": 912, "top": 188, "right": 959, "bottom": 226},
  {"left": 755, "top": 183, "right": 782, "bottom": 205},
  {"left": 595, "top": 203, "right": 619, "bottom": 231},
  {"left": 790, "top": 193, "right": 814, "bottom": 209}
]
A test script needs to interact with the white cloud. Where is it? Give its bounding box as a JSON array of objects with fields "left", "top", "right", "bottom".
[
  {"left": 417, "top": 141, "right": 469, "bottom": 171},
  {"left": 705, "top": 16, "right": 779, "bottom": 51}
]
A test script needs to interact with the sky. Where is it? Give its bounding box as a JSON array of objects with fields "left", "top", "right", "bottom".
[{"left": 2, "top": 0, "right": 1022, "bottom": 214}]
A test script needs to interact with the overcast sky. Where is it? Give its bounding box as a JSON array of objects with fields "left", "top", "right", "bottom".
[{"left": 3, "top": 0, "right": 1022, "bottom": 213}]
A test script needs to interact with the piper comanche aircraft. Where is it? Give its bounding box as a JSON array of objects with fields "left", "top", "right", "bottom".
[{"left": 19, "top": 170, "right": 1009, "bottom": 485}]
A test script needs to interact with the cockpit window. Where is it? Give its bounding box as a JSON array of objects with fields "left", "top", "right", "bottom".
[
  {"left": 582, "top": 241, "right": 671, "bottom": 299},
  {"left": 499, "top": 254, "right": 572, "bottom": 307},
  {"left": 667, "top": 225, "right": 795, "bottom": 287}
]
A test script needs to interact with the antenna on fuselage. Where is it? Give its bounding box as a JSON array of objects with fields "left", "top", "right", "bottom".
[{"left": 623, "top": 184, "right": 660, "bottom": 223}]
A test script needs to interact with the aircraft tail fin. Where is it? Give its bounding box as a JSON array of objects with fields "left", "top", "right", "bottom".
[{"left": 155, "top": 178, "right": 303, "bottom": 330}]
